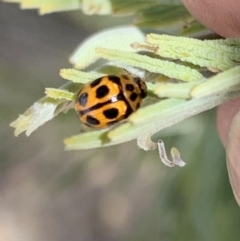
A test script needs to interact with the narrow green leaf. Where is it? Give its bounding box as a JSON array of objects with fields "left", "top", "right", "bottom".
[
  {"left": 96, "top": 48, "right": 204, "bottom": 81},
  {"left": 70, "top": 26, "right": 145, "bottom": 69},
  {"left": 135, "top": 4, "right": 191, "bottom": 27}
]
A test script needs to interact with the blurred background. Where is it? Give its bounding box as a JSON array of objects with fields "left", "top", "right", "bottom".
[{"left": 1, "top": 2, "right": 240, "bottom": 241}]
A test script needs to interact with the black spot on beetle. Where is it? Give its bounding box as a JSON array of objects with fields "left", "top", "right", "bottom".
[
  {"left": 130, "top": 92, "right": 138, "bottom": 102},
  {"left": 122, "top": 75, "right": 130, "bottom": 80},
  {"left": 90, "top": 78, "right": 102, "bottom": 88},
  {"left": 141, "top": 91, "right": 147, "bottom": 99},
  {"left": 116, "top": 92, "right": 133, "bottom": 118},
  {"left": 139, "top": 82, "right": 147, "bottom": 98},
  {"left": 78, "top": 92, "right": 88, "bottom": 107},
  {"left": 108, "top": 76, "right": 121, "bottom": 86},
  {"left": 96, "top": 85, "right": 109, "bottom": 98},
  {"left": 136, "top": 102, "right": 140, "bottom": 109},
  {"left": 124, "top": 106, "right": 133, "bottom": 118},
  {"left": 103, "top": 108, "right": 119, "bottom": 119},
  {"left": 126, "top": 84, "right": 134, "bottom": 91},
  {"left": 133, "top": 77, "right": 141, "bottom": 84},
  {"left": 86, "top": 115, "right": 100, "bottom": 125},
  {"left": 106, "top": 120, "right": 119, "bottom": 126}
]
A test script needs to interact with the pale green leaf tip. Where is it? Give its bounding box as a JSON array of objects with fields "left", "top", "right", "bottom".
[
  {"left": 45, "top": 88, "right": 75, "bottom": 101},
  {"left": 10, "top": 100, "right": 59, "bottom": 137}
]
